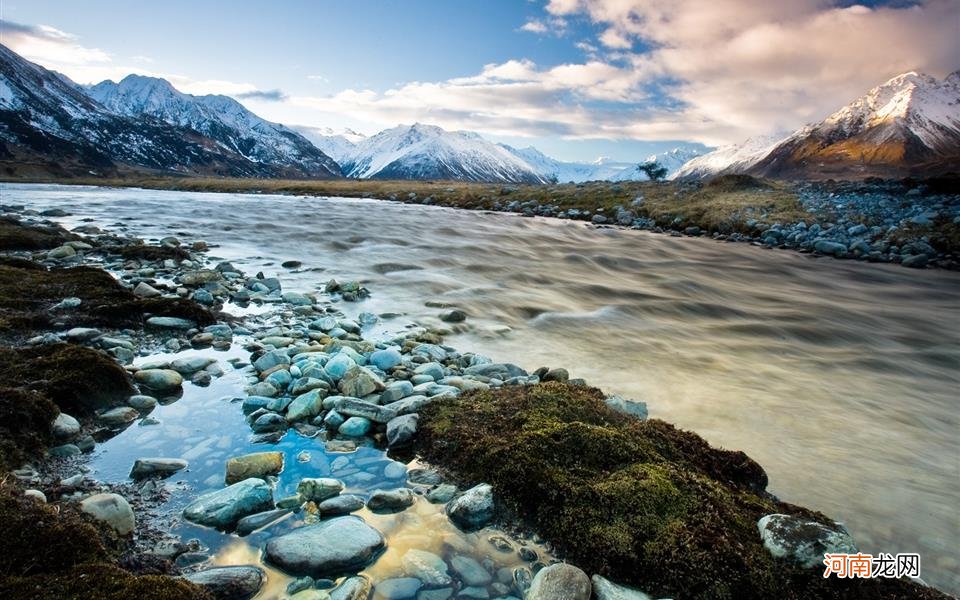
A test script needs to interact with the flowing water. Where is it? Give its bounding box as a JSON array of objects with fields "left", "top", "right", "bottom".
[{"left": 4, "top": 183, "right": 959, "bottom": 594}]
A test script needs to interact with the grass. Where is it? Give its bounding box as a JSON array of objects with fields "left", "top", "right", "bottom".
[
  {"left": 3, "top": 174, "right": 808, "bottom": 233},
  {"left": 415, "top": 382, "right": 948, "bottom": 599}
]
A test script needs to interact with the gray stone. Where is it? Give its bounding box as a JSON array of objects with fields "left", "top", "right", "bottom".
[
  {"left": 146, "top": 316, "right": 195, "bottom": 329},
  {"left": 401, "top": 548, "right": 451, "bottom": 586},
  {"left": 130, "top": 458, "right": 188, "bottom": 480},
  {"left": 183, "top": 478, "right": 275, "bottom": 529},
  {"left": 128, "top": 395, "right": 158, "bottom": 411},
  {"left": 298, "top": 477, "right": 344, "bottom": 502},
  {"left": 387, "top": 414, "right": 419, "bottom": 447},
  {"left": 381, "top": 380, "right": 415, "bottom": 403},
  {"left": 450, "top": 554, "right": 492, "bottom": 586},
  {"left": 902, "top": 253, "right": 928, "bottom": 268},
  {"left": 370, "top": 347, "right": 402, "bottom": 371},
  {"left": 339, "top": 416, "right": 372, "bottom": 436},
  {"left": 183, "top": 566, "right": 265, "bottom": 600},
  {"left": 463, "top": 363, "right": 527, "bottom": 379},
  {"left": 527, "top": 564, "right": 591, "bottom": 600},
  {"left": 99, "top": 406, "right": 139, "bottom": 426},
  {"left": 264, "top": 516, "right": 385, "bottom": 577},
  {"left": 330, "top": 576, "right": 372, "bottom": 600},
  {"left": 446, "top": 484, "right": 494, "bottom": 530},
  {"left": 133, "top": 282, "right": 162, "bottom": 298},
  {"left": 47, "top": 245, "right": 76, "bottom": 259},
  {"left": 591, "top": 575, "right": 654, "bottom": 600},
  {"left": 171, "top": 356, "right": 216, "bottom": 374},
  {"left": 336, "top": 397, "right": 397, "bottom": 424},
  {"left": 757, "top": 514, "right": 857, "bottom": 568},
  {"left": 604, "top": 396, "right": 648, "bottom": 420},
  {"left": 439, "top": 309, "right": 467, "bottom": 323},
  {"left": 252, "top": 412, "right": 288, "bottom": 433},
  {"left": 254, "top": 350, "right": 291, "bottom": 372},
  {"left": 287, "top": 389, "right": 325, "bottom": 422},
  {"left": 813, "top": 240, "right": 847, "bottom": 256},
  {"left": 65, "top": 327, "right": 101, "bottom": 342},
  {"left": 80, "top": 493, "right": 135, "bottom": 535},
  {"left": 426, "top": 484, "right": 457, "bottom": 504},
  {"left": 236, "top": 508, "right": 293, "bottom": 536},
  {"left": 52, "top": 412, "right": 80, "bottom": 439},
  {"left": 366, "top": 488, "right": 415, "bottom": 512},
  {"left": 339, "top": 365, "right": 385, "bottom": 397},
  {"left": 225, "top": 451, "right": 284, "bottom": 484},
  {"left": 318, "top": 494, "right": 365, "bottom": 516},
  {"left": 134, "top": 368, "right": 183, "bottom": 392},
  {"left": 376, "top": 578, "right": 422, "bottom": 600}
]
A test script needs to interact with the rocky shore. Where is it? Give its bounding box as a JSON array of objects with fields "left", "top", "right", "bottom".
[{"left": 0, "top": 204, "right": 952, "bottom": 599}]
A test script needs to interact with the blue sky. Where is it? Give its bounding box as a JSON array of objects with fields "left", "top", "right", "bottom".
[{"left": 1, "top": 0, "right": 956, "bottom": 162}]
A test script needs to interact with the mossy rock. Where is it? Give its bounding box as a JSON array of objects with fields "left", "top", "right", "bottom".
[
  {"left": 0, "top": 262, "right": 214, "bottom": 334},
  {"left": 0, "top": 387, "right": 58, "bottom": 471},
  {"left": 0, "top": 564, "right": 211, "bottom": 600},
  {"left": 416, "top": 383, "right": 947, "bottom": 599},
  {"left": 0, "top": 215, "right": 78, "bottom": 250},
  {"left": 0, "top": 344, "right": 133, "bottom": 417}
]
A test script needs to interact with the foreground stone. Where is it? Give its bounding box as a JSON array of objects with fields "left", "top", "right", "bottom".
[
  {"left": 445, "top": 483, "right": 494, "bottom": 530},
  {"left": 129, "top": 457, "right": 188, "bottom": 480},
  {"left": 183, "top": 478, "right": 274, "bottom": 529},
  {"left": 366, "top": 488, "right": 415, "bottom": 512},
  {"left": 528, "top": 563, "right": 591, "bottom": 600},
  {"left": 757, "top": 514, "right": 857, "bottom": 568},
  {"left": 591, "top": 575, "right": 655, "bottom": 600},
  {"left": 264, "top": 517, "right": 385, "bottom": 577},
  {"left": 225, "top": 451, "right": 284, "bottom": 484},
  {"left": 330, "top": 576, "right": 372, "bottom": 600},
  {"left": 80, "top": 493, "right": 135, "bottom": 536},
  {"left": 183, "top": 566, "right": 266, "bottom": 600},
  {"left": 52, "top": 412, "right": 80, "bottom": 439},
  {"left": 133, "top": 368, "right": 183, "bottom": 391},
  {"left": 298, "top": 477, "right": 344, "bottom": 502}
]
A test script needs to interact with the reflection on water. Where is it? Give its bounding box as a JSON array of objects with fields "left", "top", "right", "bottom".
[{"left": 5, "top": 183, "right": 959, "bottom": 594}]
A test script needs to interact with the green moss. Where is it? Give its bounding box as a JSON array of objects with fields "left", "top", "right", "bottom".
[
  {"left": 0, "top": 344, "right": 133, "bottom": 417},
  {"left": 0, "top": 484, "right": 210, "bottom": 599},
  {"left": 416, "top": 383, "right": 948, "bottom": 599},
  {"left": 0, "top": 387, "right": 58, "bottom": 470},
  {"left": 0, "top": 262, "right": 214, "bottom": 335}
]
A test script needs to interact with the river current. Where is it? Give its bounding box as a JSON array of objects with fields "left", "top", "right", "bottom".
[{"left": 5, "top": 183, "right": 958, "bottom": 594}]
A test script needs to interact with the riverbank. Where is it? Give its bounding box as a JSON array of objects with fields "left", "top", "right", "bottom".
[
  {"left": 0, "top": 196, "right": 953, "bottom": 597},
  {"left": 3, "top": 173, "right": 958, "bottom": 270}
]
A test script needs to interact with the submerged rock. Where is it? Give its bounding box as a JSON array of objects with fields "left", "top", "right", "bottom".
[
  {"left": 401, "top": 549, "right": 452, "bottom": 586},
  {"left": 757, "top": 514, "right": 857, "bottom": 568},
  {"left": 264, "top": 516, "right": 385, "bottom": 577},
  {"left": 329, "top": 576, "right": 372, "bottom": 600},
  {"left": 298, "top": 477, "right": 344, "bottom": 502},
  {"left": 183, "top": 565, "right": 265, "bottom": 600},
  {"left": 366, "top": 488, "right": 415, "bottom": 512},
  {"left": 236, "top": 508, "right": 293, "bottom": 536},
  {"left": 129, "top": 457, "right": 188, "bottom": 480},
  {"left": 183, "top": 477, "right": 274, "bottom": 529},
  {"left": 133, "top": 368, "right": 183, "bottom": 392},
  {"left": 446, "top": 483, "right": 494, "bottom": 530},
  {"left": 225, "top": 451, "right": 285, "bottom": 484}
]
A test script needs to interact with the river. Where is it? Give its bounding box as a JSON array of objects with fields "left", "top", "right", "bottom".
[{"left": 4, "top": 183, "right": 958, "bottom": 594}]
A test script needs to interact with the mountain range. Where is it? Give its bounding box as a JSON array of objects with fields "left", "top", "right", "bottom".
[{"left": 675, "top": 71, "right": 960, "bottom": 180}]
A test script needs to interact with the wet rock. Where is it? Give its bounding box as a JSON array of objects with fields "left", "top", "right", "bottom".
[
  {"left": 339, "top": 416, "right": 372, "bottom": 436},
  {"left": 133, "top": 281, "right": 162, "bottom": 298},
  {"left": 226, "top": 451, "right": 285, "bottom": 484},
  {"left": 527, "top": 564, "right": 590, "bottom": 600},
  {"left": 134, "top": 368, "right": 183, "bottom": 392},
  {"left": 439, "top": 309, "right": 467, "bottom": 323},
  {"left": 387, "top": 413, "right": 419, "bottom": 447},
  {"left": 426, "top": 484, "right": 457, "bottom": 504},
  {"left": 591, "top": 575, "right": 655, "bottom": 600},
  {"left": 336, "top": 397, "right": 397, "bottom": 424},
  {"left": 128, "top": 394, "right": 158, "bottom": 411},
  {"left": 264, "top": 516, "right": 385, "bottom": 577},
  {"left": 287, "top": 389, "right": 325, "bottom": 422},
  {"left": 252, "top": 412, "right": 288, "bottom": 433},
  {"left": 376, "top": 577, "right": 423, "bottom": 600},
  {"left": 130, "top": 458, "right": 188, "bottom": 480},
  {"left": 236, "top": 508, "right": 293, "bottom": 536},
  {"left": 603, "top": 395, "right": 648, "bottom": 420},
  {"left": 450, "top": 554, "right": 492, "bottom": 586},
  {"left": 318, "top": 494, "right": 365, "bottom": 516},
  {"left": 813, "top": 240, "right": 847, "bottom": 257},
  {"left": 255, "top": 349, "right": 291, "bottom": 372},
  {"left": 462, "top": 363, "right": 526, "bottom": 380},
  {"left": 47, "top": 245, "right": 76, "bottom": 259},
  {"left": 381, "top": 380, "right": 414, "bottom": 403},
  {"left": 52, "top": 412, "right": 80, "bottom": 439},
  {"left": 24, "top": 489, "right": 46, "bottom": 502},
  {"left": 171, "top": 355, "right": 216, "bottom": 374},
  {"left": 298, "top": 477, "right": 344, "bottom": 502},
  {"left": 446, "top": 483, "right": 494, "bottom": 530},
  {"left": 757, "top": 514, "right": 857, "bottom": 568},
  {"left": 339, "top": 365, "right": 385, "bottom": 397},
  {"left": 366, "top": 488, "right": 415, "bottom": 512},
  {"left": 902, "top": 253, "right": 928, "bottom": 268},
  {"left": 183, "top": 566, "right": 265, "bottom": 600},
  {"left": 401, "top": 548, "right": 452, "bottom": 586},
  {"left": 80, "top": 492, "right": 135, "bottom": 536},
  {"left": 65, "top": 327, "right": 101, "bottom": 342},
  {"left": 146, "top": 316, "right": 196, "bottom": 329},
  {"left": 330, "top": 576, "right": 372, "bottom": 600},
  {"left": 370, "top": 347, "right": 402, "bottom": 371},
  {"left": 183, "top": 477, "right": 275, "bottom": 530},
  {"left": 98, "top": 406, "right": 139, "bottom": 426}
]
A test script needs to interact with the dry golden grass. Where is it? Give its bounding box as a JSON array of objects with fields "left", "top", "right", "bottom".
[{"left": 4, "top": 174, "right": 805, "bottom": 233}]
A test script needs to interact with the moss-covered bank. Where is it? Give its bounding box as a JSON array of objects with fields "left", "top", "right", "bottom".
[
  {"left": 415, "top": 383, "right": 947, "bottom": 599},
  {"left": 0, "top": 483, "right": 209, "bottom": 599}
]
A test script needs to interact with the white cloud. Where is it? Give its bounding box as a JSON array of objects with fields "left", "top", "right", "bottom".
[{"left": 520, "top": 19, "right": 549, "bottom": 33}]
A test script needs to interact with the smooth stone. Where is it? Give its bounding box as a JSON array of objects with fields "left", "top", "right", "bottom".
[
  {"left": 446, "top": 484, "right": 494, "bottom": 530},
  {"left": 128, "top": 395, "right": 158, "bottom": 411},
  {"left": 52, "top": 412, "right": 80, "bottom": 439},
  {"left": 134, "top": 368, "right": 183, "bottom": 391},
  {"left": 462, "top": 363, "right": 526, "bottom": 379},
  {"left": 757, "top": 514, "right": 857, "bottom": 568},
  {"left": 381, "top": 380, "right": 415, "bottom": 403},
  {"left": 386, "top": 413, "right": 419, "bottom": 447},
  {"left": 604, "top": 396, "right": 648, "bottom": 420},
  {"left": 439, "top": 309, "right": 467, "bottom": 323},
  {"left": 254, "top": 350, "right": 291, "bottom": 372},
  {"left": 225, "top": 451, "right": 285, "bottom": 484},
  {"left": 183, "top": 478, "right": 275, "bottom": 529},
  {"left": 417, "top": 588, "right": 454, "bottom": 600},
  {"left": 242, "top": 395, "right": 272, "bottom": 414},
  {"left": 298, "top": 477, "right": 344, "bottom": 502},
  {"left": 527, "top": 564, "right": 591, "bottom": 600},
  {"left": 591, "top": 575, "right": 654, "bottom": 600},
  {"left": 288, "top": 576, "right": 316, "bottom": 595},
  {"left": 236, "top": 508, "right": 293, "bottom": 536},
  {"left": 283, "top": 292, "right": 314, "bottom": 306},
  {"left": 369, "top": 348, "right": 402, "bottom": 371},
  {"left": 47, "top": 245, "right": 76, "bottom": 259},
  {"left": 183, "top": 566, "right": 265, "bottom": 600},
  {"left": 264, "top": 516, "right": 385, "bottom": 577},
  {"left": 426, "top": 484, "right": 457, "bottom": 504},
  {"left": 330, "top": 576, "right": 372, "bottom": 600},
  {"left": 336, "top": 397, "right": 397, "bottom": 424},
  {"left": 80, "top": 493, "right": 135, "bottom": 535},
  {"left": 171, "top": 356, "right": 216, "bottom": 374},
  {"left": 65, "top": 327, "right": 101, "bottom": 341},
  {"left": 49, "top": 443, "right": 81, "bottom": 457},
  {"left": 324, "top": 353, "right": 357, "bottom": 381},
  {"left": 323, "top": 409, "right": 347, "bottom": 429},
  {"left": 146, "top": 316, "right": 195, "bottom": 329},
  {"left": 287, "top": 389, "right": 325, "bottom": 422},
  {"left": 99, "top": 406, "right": 140, "bottom": 426},
  {"left": 366, "top": 488, "right": 415, "bottom": 512},
  {"left": 318, "top": 494, "right": 365, "bottom": 516},
  {"left": 133, "top": 281, "right": 162, "bottom": 298},
  {"left": 252, "top": 412, "right": 288, "bottom": 433},
  {"left": 339, "top": 416, "right": 372, "bottom": 437},
  {"left": 413, "top": 362, "right": 445, "bottom": 381},
  {"left": 376, "top": 578, "right": 422, "bottom": 600},
  {"left": 401, "top": 548, "right": 452, "bottom": 586},
  {"left": 383, "top": 395, "right": 431, "bottom": 416},
  {"left": 813, "top": 240, "right": 847, "bottom": 256},
  {"left": 450, "top": 554, "right": 492, "bottom": 586},
  {"left": 339, "top": 365, "right": 385, "bottom": 398},
  {"left": 130, "top": 458, "right": 188, "bottom": 480},
  {"left": 24, "top": 489, "right": 46, "bottom": 502}
]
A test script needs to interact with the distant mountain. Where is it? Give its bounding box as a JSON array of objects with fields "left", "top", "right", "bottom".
[
  {"left": 293, "top": 126, "right": 366, "bottom": 165},
  {"left": 675, "top": 71, "right": 960, "bottom": 180},
  {"left": 339, "top": 123, "right": 548, "bottom": 183},
  {"left": 88, "top": 75, "right": 340, "bottom": 177},
  {"left": 503, "top": 145, "right": 702, "bottom": 182},
  {"left": 0, "top": 43, "right": 339, "bottom": 178}
]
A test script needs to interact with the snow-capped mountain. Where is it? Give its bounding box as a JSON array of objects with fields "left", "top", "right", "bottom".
[
  {"left": 87, "top": 75, "right": 340, "bottom": 177},
  {"left": 502, "top": 145, "right": 702, "bottom": 182},
  {"left": 0, "top": 43, "right": 277, "bottom": 177},
  {"left": 339, "top": 123, "right": 548, "bottom": 183},
  {"left": 676, "top": 71, "right": 960, "bottom": 180},
  {"left": 293, "top": 126, "right": 366, "bottom": 164}
]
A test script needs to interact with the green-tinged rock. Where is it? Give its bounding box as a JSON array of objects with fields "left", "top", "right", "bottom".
[
  {"left": 297, "top": 477, "right": 344, "bottom": 502},
  {"left": 528, "top": 564, "right": 590, "bottom": 600},
  {"left": 183, "top": 566, "right": 264, "bottom": 600},
  {"left": 225, "top": 451, "right": 284, "bottom": 484},
  {"left": 183, "top": 478, "right": 274, "bottom": 530},
  {"left": 264, "top": 516, "right": 384, "bottom": 577},
  {"left": 130, "top": 457, "right": 188, "bottom": 480},
  {"left": 79, "top": 493, "right": 135, "bottom": 536},
  {"left": 134, "top": 368, "right": 183, "bottom": 392}
]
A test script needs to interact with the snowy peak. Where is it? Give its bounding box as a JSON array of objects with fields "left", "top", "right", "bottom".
[
  {"left": 87, "top": 75, "right": 340, "bottom": 177},
  {"left": 340, "top": 123, "right": 547, "bottom": 183},
  {"left": 501, "top": 144, "right": 702, "bottom": 183}
]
